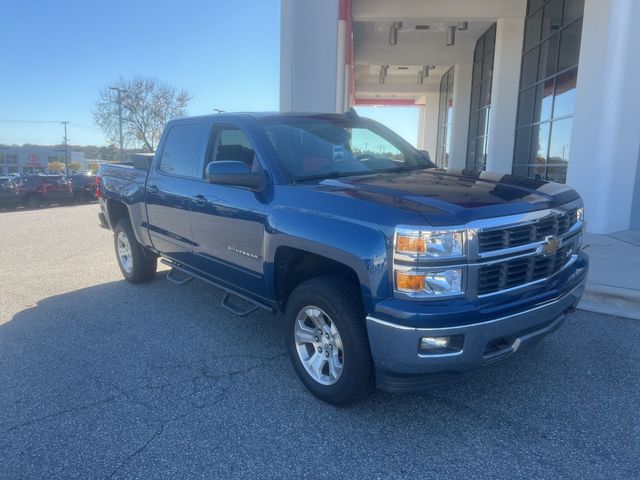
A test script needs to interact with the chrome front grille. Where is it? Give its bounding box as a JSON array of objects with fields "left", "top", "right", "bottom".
[
  {"left": 476, "top": 244, "right": 574, "bottom": 296},
  {"left": 391, "top": 201, "right": 584, "bottom": 301},
  {"left": 478, "top": 208, "right": 579, "bottom": 253}
]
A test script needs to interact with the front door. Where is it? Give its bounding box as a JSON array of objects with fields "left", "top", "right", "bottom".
[
  {"left": 189, "top": 124, "right": 269, "bottom": 299},
  {"left": 145, "top": 121, "right": 206, "bottom": 263}
]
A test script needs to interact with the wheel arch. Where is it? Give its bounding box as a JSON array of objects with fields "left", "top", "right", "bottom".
[
  {"left": 274, "top": 246, "right": 365, "bottom": 312},
  {"left": 105, "top": 198, "right": 130, "bottom": 230}
]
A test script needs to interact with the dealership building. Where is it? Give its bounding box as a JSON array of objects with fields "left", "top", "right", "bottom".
[
  {"left": 0, "top": 145, "right": 86, "bottom": 175},
  {"left": 280, "top": 0, "right": 640, "bottom": 233}
]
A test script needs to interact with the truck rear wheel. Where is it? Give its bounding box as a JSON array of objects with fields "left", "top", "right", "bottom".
[
  {"left": 284, "top": 277, "right": 374, "bottom": 406},
  {"left": 113, "top": 219, "right": 157, "bottom": 283}
]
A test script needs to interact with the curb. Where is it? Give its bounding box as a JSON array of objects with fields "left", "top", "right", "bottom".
[{"left": 578, "top": 283, "right": 640, "bottom": 320}]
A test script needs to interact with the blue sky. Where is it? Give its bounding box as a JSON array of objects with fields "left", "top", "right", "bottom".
[{"left": 0, "top": 0, "right": 418, "bottom": 147}]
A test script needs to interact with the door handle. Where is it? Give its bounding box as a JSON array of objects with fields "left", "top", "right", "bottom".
[
  {"left": 193, "top": 194, "right": 207, "bottom": 206},
  {"left": 147, "top": 185, "right": 159, "bottom": 194}
]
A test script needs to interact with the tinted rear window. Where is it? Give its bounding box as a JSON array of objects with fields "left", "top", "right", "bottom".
[{"left": 159, "top": 123, "right": 205, "bottom": 177}]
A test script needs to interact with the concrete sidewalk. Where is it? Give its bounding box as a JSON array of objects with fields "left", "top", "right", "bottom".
[{"left": 578, "top": 230, "right": 640, "bottom": 320}]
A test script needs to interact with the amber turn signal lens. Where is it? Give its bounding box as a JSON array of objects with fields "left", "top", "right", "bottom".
[
  {"left": 396, "top": 236, "right": 426, "bottom": 253},
  {"left": 396, "top": 272, "right": 425, "bottom": 291}
]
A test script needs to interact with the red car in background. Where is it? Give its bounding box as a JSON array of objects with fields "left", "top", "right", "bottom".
[{"left": 16, "top": 175, "right": 73, "bottom": 208}]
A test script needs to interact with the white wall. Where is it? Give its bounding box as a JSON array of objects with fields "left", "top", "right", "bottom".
[
  {"left": 448, "top": 63, "right": 472, "bottom": 169},
  {"left": 567, "top": 0, "right": 640, "bottom": 233},
  {"left": 417, "top": 92, "right": 439, "bottom": 160},
  {"left": 280, "top": 0, "right": 340, "bottom": 112},
  {"left": 485, "top": 18, "right": 525, "bottom": 173}
]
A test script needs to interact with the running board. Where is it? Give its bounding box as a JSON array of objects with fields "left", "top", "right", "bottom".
[
  {"left": 166, "top": 268, "right": 194, "bottom": 285},
  {"left": 221, "top": 292, "right": 259, "bottom": 317},
  {"left": 159, "top": 258, "right": 271, "bottom": 317}
]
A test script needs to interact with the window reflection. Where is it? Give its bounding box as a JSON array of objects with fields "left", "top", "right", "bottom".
[
  {"left": 512, "top": 0, "right": 583, "bottom": 183},
  {"left": 466, "top": 24, "right": 496, "bottom": 171},
  {"left": 538, "top": 33, "right": 559, "bottom": 80},
  {"left": 541, "top": 0, "right": 562, "bottom": 39},
  {"left": 548, "top": 117, "right": 572, "bottom": 162},
  {"left": 514, "top": 127, "right": 531, "bottom": 164},
  {"left": 518, "top": 87, "right": 535, "bottom": 125},
  {"left": 436, "top": 67, "right": 455, "bottom": 168},
  {"left": 532, "top": 122, "right": 550, "bottom": 178},
  {"left": 563, "top": 0, "right": 584, "bottom": 25},
  {"left": 558, "top": 19, "right": 582, "bottom": 71},
  {"left": 553, "top": 67, "right": 577, "bottom": 118},
  {"left": 524, "top": 8, "right": 542, "bottom": 50},
  {"left": 537, "top": 78, "right": 554, "bottom": 121},
  {"left": 521, "top": 47, "right": 539, "bottom": 88}
]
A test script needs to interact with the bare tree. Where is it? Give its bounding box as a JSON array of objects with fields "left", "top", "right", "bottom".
[{"left": 94, "top": 77, "right": 191, "bottom": 152}]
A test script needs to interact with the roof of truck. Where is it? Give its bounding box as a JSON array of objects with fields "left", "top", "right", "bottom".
[{"left": 169, "top": 111, "right": 360, "bottom": 123}]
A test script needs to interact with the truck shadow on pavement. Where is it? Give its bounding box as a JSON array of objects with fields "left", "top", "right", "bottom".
[{"left": 1, "top": 275, "right": 639, "bottom": 478}]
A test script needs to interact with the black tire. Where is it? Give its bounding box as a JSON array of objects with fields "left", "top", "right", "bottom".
[
  {"left": 284, "top": 276, "right": 374, "bottom": 406},
  {"left": 26, "top": 195, "right": 40, "bottom": 209},
  {"left": 113, "top": 219, "right": 157, "bottom": 283}
]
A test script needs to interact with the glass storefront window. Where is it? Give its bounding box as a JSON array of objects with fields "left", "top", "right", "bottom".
[
  {"left": 512, "top": 0, "right": 584, "bottom": 183},
  {"left": 465, "top": 23, "right": 496, "bottom": 170},
  {"left": 553, "top": 67, "right": 578, "bottom": 118},
  {"left": 435, "top": 67, "right": 455, "bottom": 168}
]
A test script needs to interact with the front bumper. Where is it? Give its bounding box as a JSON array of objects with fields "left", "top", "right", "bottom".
[{"left": 367, "top": 279, "right": 585, "bottom": 392}]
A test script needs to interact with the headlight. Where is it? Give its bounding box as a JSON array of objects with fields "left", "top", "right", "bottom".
[
  {"left": 576, "top": 207, "right": 584, "bottom": 222},
  {"left": 395, "top": 227, "right": 466, "bottom": 259},
  {"left": 395, "top": 268, "right": 464, "bottom": 298}
]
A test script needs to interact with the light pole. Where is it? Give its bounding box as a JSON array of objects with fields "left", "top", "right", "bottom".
[
  {"left": 109, "top": 87, "right": 125, "bottom": 162},
  {"left": 61, "top": 121, "right": 69, "bottom": 176}
]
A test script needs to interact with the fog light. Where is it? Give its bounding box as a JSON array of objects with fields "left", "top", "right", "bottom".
[
  {"left": 419, "top": 334, "right": 464, "bottom": 355},
  {"left": 421, "top": 336, "right": 450, "bottom": 349}
]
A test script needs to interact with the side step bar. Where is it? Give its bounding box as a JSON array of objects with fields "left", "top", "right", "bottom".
[
  {"left": 166, "top": 268, "right": 194, "bottom": 285},
  {"left": 159, "top": 258, "right": 270, "bottom": 317},
  {"left": 221, "top": 292, "right": 259, "bottom": 317}
]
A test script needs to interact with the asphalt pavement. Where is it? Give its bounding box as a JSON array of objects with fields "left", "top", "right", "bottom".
[{"left": 0, "top": 204, "right": 639, "bottom": 479}]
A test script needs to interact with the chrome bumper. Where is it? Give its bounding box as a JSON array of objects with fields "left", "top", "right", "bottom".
[{"left": 366, "top": 280, "right": 585, "bottom": 392}]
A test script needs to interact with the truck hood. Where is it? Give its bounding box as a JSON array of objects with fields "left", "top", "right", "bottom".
[{"left": 297, "top": 168, "right": 580, "bottom": 226}]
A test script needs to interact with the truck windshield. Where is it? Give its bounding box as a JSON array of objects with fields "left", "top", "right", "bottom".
[{"left": 260, "top": 117, "right": 435, "bottom": 182}]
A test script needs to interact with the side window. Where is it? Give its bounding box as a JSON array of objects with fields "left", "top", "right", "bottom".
[
  {"left": 205, "top": 126, "right": 256, "bottom": 176},
  {"left": 159, "top": 123, "right": 204, "bottom": 177}
]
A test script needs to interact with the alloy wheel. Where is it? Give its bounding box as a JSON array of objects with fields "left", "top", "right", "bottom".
[
  {"left": 294, "top": 306, "right": 344, "bottom": 385},
  {"left": 116, "top": 231, "right": 133, "bottom": 274}
]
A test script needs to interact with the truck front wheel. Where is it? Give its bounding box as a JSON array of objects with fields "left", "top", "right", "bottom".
[
  {"left": 284, "top": 277, "right": 374, "bottom": 406},
  {"left": 113, "top": 219, "right": 157, "bottom": 283}
]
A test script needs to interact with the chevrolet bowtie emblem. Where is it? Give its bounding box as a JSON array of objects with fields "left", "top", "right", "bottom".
[{"left": 539, "top": 235, "right": 562, "bottom": 256}]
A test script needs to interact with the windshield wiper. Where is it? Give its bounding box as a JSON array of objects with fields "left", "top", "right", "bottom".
[
  {"left": 294, "top": 171, "right": 369, "bottom": 183},
  {"left": 294, "top": 166, "right": 424, "bottom": 183}
]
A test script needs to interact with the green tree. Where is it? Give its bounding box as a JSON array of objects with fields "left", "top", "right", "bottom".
[
  {"left": 93, "top": 77, "right": 191, "bottom": 152},
  {"left": 48, "top": 161, "right": 65, "bottom": 173}
]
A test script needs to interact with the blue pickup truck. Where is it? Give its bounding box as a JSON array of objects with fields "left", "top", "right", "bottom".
[{"left": 98, "top": 111, "right": 588, "bottom": 405}]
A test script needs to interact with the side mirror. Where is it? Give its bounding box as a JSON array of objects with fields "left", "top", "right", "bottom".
[
  {"left": 419, "top": 149, "right": 431, "bottom": 163},
  {"left": 205, "top": 161, "right": 265, "bottom": 191}
]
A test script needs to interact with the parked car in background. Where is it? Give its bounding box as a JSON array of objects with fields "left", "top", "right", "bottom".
[
  {"left": 0, "top": 176, "right": 22, "bottom": 208},
  {"left": 16, "top": 174, "right": 73, "bottom": 208},
  {"left": 69, "top": 173, "right": 98, "bottom": 202}
]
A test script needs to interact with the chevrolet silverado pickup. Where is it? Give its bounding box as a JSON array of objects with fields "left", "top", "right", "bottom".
[{"left": 97, "top": 111, "right": 588, "bottom": 405}]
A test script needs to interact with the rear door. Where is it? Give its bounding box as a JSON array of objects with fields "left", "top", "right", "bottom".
[
  {"left": 145, "top": 120, "right": 207, "bottom": 263},
  {"left": 188, "top": 122, "right": 269, "bottom": 298},
  {"left": 52, "top": 177, "right": 71, "bottom": 199}
]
